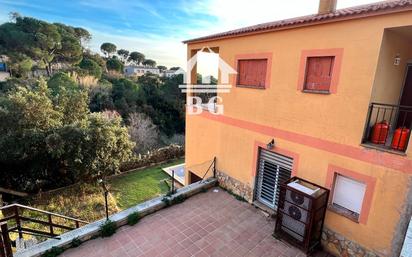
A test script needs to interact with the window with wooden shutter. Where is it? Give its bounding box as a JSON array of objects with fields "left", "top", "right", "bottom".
[
  {"left": 304, "top": 56, "right": 335, "bottom": 92},
  {"left": 237, "top": 59, "right": 267, "bottom": 88}
]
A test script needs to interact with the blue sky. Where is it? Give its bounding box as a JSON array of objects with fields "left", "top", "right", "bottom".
[{"left": 0, "top": 0, "right": 378, "bottom": 68}]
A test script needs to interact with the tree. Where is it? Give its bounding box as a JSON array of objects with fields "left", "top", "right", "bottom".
[
  {"left": 127, "top": 112, "right": 159, "bottom": 154},
  {"left": 79, "top": 58, "right": 102, "bottom": 79},
  {"left": 73, "top": 27, "right": 91, "bottom": 46},
  {"left": 157, "top": 65, "right": 167, "bottom": 71},
  {"left": 100, "top": 42, "right": 117, "bottom": 58},
  {"left": 89, "top": 81, "right": 115, "bottom": 112},
  {"left": 117, "top": 49, "right": 129, "bottom": 63},
  {"left": 128, "top": 51, "right": 145, "bottom": 65},
  {"left": 0, "top": 78, "right": 134, "bottom": 191},
  {"left": 0, "top": 15, "right": 88, "bottom": 76},
  {"left": 106, "top": 58, "right": 123, "bottom": 73},
  {"left": 142, "top": 59, "right": 156, "bottom": 67},
  {"left": 47, "top": 72, "right": 78, "bottom": 95},
  {"left": 83, "top": 50, "right": 106, "bottom": 70}
]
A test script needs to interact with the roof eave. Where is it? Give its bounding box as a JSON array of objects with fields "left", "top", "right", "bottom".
[{"left": 183, "top": 5, "right": 412, "bottom": 45}]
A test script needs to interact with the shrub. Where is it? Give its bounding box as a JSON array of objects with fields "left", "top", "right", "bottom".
[
  {"left": 171, "top": 195, "right": 186, "bottom": 205},
  {"left": 127, "top": 211, "right": 140, "bottom": 226},
  {"left": 41, "top": 246, "right": 64, "bottom": 257},
  {"left": 120, "top": 145, "right": 184, "bottom": 172},
  {"left": 100, "top": 220, "right": 117, "bottom": 237},
  {"left": 71, "top": 237, "right": 82, "bottom": 248},
  {"left": 161, "top": 196, "right": 171, "bottom": 207}
]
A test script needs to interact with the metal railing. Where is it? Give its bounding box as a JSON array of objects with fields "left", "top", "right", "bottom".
[
  {"left": 201, "top": 157, "right": 216, "bottom": 181},
  {"left": 362, "top": 102, "right": 412, "bottom": 152},
  {"left": 0, "top": 204, "right": 88, "bottom": 241}
]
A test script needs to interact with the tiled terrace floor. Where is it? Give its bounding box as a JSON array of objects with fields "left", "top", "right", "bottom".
[{"left": 63, "top": 188, "right": 333, "bottom": 257}]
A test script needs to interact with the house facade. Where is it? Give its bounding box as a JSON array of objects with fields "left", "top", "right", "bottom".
[
  {"left": 124, "top": 65, "right": 161, "bottom": 77},
  {"left": 184, "top": 0, "right": 412, "bottom": 256}
]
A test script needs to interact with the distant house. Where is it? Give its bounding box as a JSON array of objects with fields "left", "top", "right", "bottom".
[
  {"left": 163, "top": 69, "right": 177, "bottom": 78},
  {"left": 0, "top": 62, "right": 9, "bottom": 82},
  {"left": 124, "top": 65, "right": 161, "bottom": 77}
]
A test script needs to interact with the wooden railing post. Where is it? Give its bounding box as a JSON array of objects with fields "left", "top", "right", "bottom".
[
  {"left": 48, "top": 214, "right": 54, "bottom": 236},
  {"left": 14, "top": 206, "right": 22, "bottom": 239},
  {"left": 0, "top": 227, "right": 5, "bottom": 257},
  {"left": 213, "top": 157, "right": 216, "bottom": 178},
  {"left": 75, "top": 220, "right": 79, "bottom": 229},
  {"left": 1, "top": 223, "right": 13, "bottom": 257}
]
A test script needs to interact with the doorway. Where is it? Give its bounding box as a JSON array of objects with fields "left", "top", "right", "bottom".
[
  {"left": 189, "top": 171, "right": 202, "bottom": 184},
  {"left": 397, "top": 64, "right": 412, "bottom": 127}
]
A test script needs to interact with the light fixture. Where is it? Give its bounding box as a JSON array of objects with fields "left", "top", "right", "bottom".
[
  {"left": 267, "top": 139, "right": 275, "bottom": 149},
  {"left": 98, "top": 178, "right": 110, "bottom": 221},
  {"left": 394, "top": 54, "right": 401, "bottom": 66}
]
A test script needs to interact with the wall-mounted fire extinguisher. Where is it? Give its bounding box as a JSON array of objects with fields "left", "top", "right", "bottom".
[{"left": 371, "top": 120, "right": 389, "bottom": 144}]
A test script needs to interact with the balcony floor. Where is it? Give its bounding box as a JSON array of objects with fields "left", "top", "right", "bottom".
[{"left": 62, "top": 188, "right": 332, "bottom": 257}]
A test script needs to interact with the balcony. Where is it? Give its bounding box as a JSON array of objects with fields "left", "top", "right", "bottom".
[{"left": 362, "top": 103, "right": 412, "bottom": 154}]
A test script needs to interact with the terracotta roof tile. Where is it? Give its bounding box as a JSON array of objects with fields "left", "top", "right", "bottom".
[{"left": 183, "top": 0, "right": 412, "bottom": 44}]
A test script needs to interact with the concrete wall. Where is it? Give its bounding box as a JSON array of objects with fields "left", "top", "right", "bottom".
[{"left": 185, "top": 11, "right": 412, "bottom": 257}]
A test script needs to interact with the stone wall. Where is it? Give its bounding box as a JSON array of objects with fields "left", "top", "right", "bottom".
[
  {"left": 322, "top": 227, "right": 379, "bottom": 257},
  {"left": 216, "top": 170, "right": 254, "bottom": 202}
]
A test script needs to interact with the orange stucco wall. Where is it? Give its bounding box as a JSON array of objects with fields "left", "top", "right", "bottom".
[{"left": 185, "top": 11, "right": 412, "bottom": 256}]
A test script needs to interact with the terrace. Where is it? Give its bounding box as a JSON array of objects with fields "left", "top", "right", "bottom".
[{"left": 55, "top": 188, "right": 331, "bottom": 257}]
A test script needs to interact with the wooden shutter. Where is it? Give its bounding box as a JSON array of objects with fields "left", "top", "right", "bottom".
[
  {"left": 304, "top": 56, "right": 334, "bottom": 91},
  {"left": 237, "top": 59, "right": 267, "bottom": 88}
]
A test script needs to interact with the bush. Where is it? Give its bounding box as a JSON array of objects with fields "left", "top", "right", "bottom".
[
  {"left": 127, "top": 211, "right": 140, "bottom": 226},
  {"left": 79, "top": 58, "right": 102, "bottom": 79},
  {"left": 41, "top": 246, "right": 64, "bottom": 257},
  {"left": 120, "top": 145, "right": 184, "bottom": 172},
  {"left": 172, "top": 194, "right": 186, "bottom": 204},
  {"left": 100, "top": 220, "right": 117, "bottom": 237},
  {"left": 71, "top": 237, "right": 82, "bottom": 248}
]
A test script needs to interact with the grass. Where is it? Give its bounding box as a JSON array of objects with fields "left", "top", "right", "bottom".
[
  {"left": 110, "top": 159, "right": 183, "bottom": 209},
  {"left": 27, "top": 159, "right": 184, "bottom": 222},
  {"left": 6, "top": 158, "right": 185, "bottom": 243}
]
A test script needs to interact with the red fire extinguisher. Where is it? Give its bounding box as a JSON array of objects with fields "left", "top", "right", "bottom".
[
  {"left": 371, "top": 120, "right": 389, "bottom": 144},
  {"left": 391, "top": 127, "right": 410, "bottom": 151}
]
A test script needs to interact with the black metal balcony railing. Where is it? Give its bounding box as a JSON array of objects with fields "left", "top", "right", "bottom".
[{"left": 362, "top": 103, "right": 412, "bottom": 153}]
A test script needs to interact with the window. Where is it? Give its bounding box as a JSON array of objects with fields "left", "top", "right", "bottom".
[
  {"left": 304, "top": 56, "right": 335, "bottom": 92},
  {"left": 332, "top": 175, "right": 366, "bottom": 220},
  {"left": 237, "top": 59, "right": 267, "bottom": 88}
]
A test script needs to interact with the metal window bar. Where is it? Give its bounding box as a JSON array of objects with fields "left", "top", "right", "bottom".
[{"left": 362, "top": 102, "right": 412, "bottom": 152}]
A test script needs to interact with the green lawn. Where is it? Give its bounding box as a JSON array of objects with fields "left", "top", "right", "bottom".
[
  {"left": 110, "top": 159, "right": 184, "bottom": 209},
  {"left": 28, "top": 158, "right": 184, "bottom": 223}
]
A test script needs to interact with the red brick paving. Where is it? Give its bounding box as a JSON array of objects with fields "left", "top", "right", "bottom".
[{"left": 63, "top": 188, "right": 333, "bottom": 257}]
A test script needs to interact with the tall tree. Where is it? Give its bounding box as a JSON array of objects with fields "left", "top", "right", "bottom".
[
  {"left": 142, "top": 59, "right": 156, "bottom": 67},
  {"left": 100, "top": 42, "right": 117, "bottom": 58},
  {"left": 128, "top": 51, "right": 145, "bottom": 65},
  {"left": 106, "top": 58, "right": 123, "bottom": 73},
  {"left": 127, "top": 112, "right": 159, "bottom": 154},
  {"left": 0, "top": 14, "right": 86, "bottom": 76},
  {"left": 117, "top": 49, "right": 129, "bottom": 64},
  {"left": 157, "top": 65, "right": 167, "bottom": 71}
]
